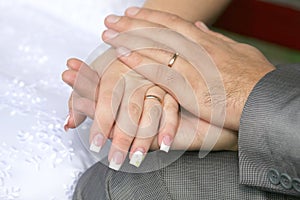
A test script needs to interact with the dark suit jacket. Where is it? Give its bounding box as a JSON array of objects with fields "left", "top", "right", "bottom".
[{"left": 73, "top": 64, "right": 300, "bottom": 199}]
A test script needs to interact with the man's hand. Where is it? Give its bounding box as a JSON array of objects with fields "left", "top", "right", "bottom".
[{"left": 102, "top": 7, "right": 275, "bottom": 131}]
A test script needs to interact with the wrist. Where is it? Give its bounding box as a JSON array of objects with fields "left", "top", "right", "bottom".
[{"left": 230, "top": 64, "right": 275, "bottom": 130}]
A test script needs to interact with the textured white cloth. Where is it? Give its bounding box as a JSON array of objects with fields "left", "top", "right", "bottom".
[{"left": 0, "top": 0, "right": 142, "bottom": 199}]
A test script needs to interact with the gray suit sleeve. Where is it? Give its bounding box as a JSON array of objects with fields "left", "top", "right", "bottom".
[{"left": 238, "top": 64, "right": 300, "bottom": 197}]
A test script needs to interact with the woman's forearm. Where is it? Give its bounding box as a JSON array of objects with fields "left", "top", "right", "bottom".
[{"left": 143, "top": 0, "right": 231, "bottom": 24}]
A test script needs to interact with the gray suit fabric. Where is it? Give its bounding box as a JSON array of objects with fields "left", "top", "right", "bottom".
[
  {"left": 73, "top": 64, "right": 300, "bottom": 199},
  {"left": 239, "top": 64, "right": 300, "bottom": 196}
]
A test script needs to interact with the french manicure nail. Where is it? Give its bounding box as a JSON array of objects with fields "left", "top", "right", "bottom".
[
  {"left": 129, "top": 150, "right": 145, "bottom": 168},
  {"left": 103, "top": 29, "right": 119, "bottom": 39},
  {"left": 160, "top": 135, "right": 172, "bottom": 153},
  {"left": 106, "top": 14, "right": 121, "bottom": 24},
  {"left": 126, "top": 7, "right": 140, "bottom": 16},
  {"left": 63, "top": 115, "right": 70, "bottom": 132},
  {"left": 116, "top": 46, "right": 131, "bottom": 57},
  {"left": 89, "top": 134, "right": 104, "bottom": 153},
  {"left": 109, "top": 151, "right": 123, "bottom": 171}
]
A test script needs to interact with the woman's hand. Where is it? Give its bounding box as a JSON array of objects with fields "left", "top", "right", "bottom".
[
  {"left": 62, "top": 57, "right": 238, "bottom": 169},
  {"left": 62, "top": 55, "right": 183, "bottom": 169}
]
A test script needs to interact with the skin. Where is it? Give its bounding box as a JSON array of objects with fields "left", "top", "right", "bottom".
[
  {"left": 143, "top": 0, "right": 232, "bottom": 24},
  {"left": 61, "top": 8, "right": 274, "bottom": 168},
  {"left": 64, "top": 0, "right": 231, "bottom": 132},
  {"left": 62, "top": 58, "right": 238, "bottom": 153},
  {"left": 103, "top": 7, "right": 275, "bottom": 130},
  {"left": 63, "top": 1, "right": 233, "bottom": 168}
]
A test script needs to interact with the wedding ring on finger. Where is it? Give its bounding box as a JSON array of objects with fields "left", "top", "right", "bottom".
[
  {"left": 168, "top": 52, "right": 179, "bottom": 68},
  {"left": 145, "top": 94, "right": 162, "bottom": 104}
]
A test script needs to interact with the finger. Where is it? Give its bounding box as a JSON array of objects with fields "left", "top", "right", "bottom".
[
  {"left": 158, "top": 93, "right": 179, "bottom": 153},
  {"left": 89, "top": 61, "right": 126, "bottom": 154},
  {"left": 62, "top": 63, "right": 99, "bottom": 102},
  {"left": 104, "top": 14, "right": 164, "bottom": 32},
  {"left": 72, "top": 93, "right": 96, "bottom": 119},
  {"left": 149, "top": 120, "right": 238, "bottom": 152},
  {"left": 104, "top": 9, "right": 235, "bottom": 61},
  {"left": 129, "top": 86, "right": 164, "bottom": 167},
  {"left": 124, "top": 7, "right": 208, "bottom": 42},
  {"left": 64, "top": 59, "right": 100, "bottom": 101},
  {"left": 64, "top": 92, "right": 87, "bottom": 131},
  {"left": 62, "top": 68, "right": 77, "bottom": 88},
  {"left": 161, "top": 109, "right": 238, "bottom": 152},
  {"left": 174, "top": 118, "right": 238, "bottom": 152},
  {"left": 103, "top": 29, "right": 212, "bottom": 96},
  {"left": 62, "top": 59, "right": 100, "bottom": 131},
  {"left": 103, "top": 32, "right": 200, "bottom": 95},
  {"left": 116, "top": 48, "right": 206, "bottom": 120},
  {"left": 194, "top": 21, "right": 235, "bottom": 43},
  {"left": 103, "top": 29, "right": 174, "bottom": 64},
  {"left": 123, "top": 7, "right": 237, "bottom": 47},
  {"left": 108, "top": 84, "right": 149, "bottom": 170},
  {"left": 108, "top": 29, "right": 226, "bottom": 127},
  {"left": 66, "top": 58, "right": 100, "bottom": 87},
  {"left": 89, "top": 47, "right": 123, "bottom": 77},
  {"left": 105, "top": 8, "right": 199, "bottom": 41},
  {"left": 103, "top": 14, "right": 210, "bottom": 48}
]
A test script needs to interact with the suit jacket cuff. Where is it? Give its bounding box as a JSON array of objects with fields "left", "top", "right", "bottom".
[{"left": 238, "top": 64, "right": 300, "bottom": 196}]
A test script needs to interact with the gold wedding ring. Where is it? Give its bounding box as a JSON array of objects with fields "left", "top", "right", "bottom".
[
  {"left": 145, "top": 95, "right": 162, "bottom": 103},
  {"left": 168, "top": 52, "right": 179, "bottom": 67}
]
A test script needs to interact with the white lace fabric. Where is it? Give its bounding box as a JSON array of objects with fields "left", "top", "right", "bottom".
[{"left": 0, "top": 0, "right": 143, "bottom": 199}]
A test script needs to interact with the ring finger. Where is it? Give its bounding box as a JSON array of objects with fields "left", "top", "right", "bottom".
[{"left": 128, "top": 86, "right": 164, "bottom": 167}]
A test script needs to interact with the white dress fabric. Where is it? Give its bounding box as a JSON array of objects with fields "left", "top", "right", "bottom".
[{"left": 0, "top": 0, "right": 143, "bottom": 199}]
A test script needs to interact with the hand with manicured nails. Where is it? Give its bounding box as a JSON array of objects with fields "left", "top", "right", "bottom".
[
  {"left": 61, "top": 7, "right": 274, "bottom": 171},
  {"left": 62, "top": 55, "right": 238, "bottom": 170}
]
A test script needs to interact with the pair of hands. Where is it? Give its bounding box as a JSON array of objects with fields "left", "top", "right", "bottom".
[{"left": 62, "top": 7, "right": 275, "bottom": 170}]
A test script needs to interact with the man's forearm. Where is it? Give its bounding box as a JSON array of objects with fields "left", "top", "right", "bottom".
[
  {"left": 239, "top": 64, "right": 300, "bottom": 196},
  {"left": 143, "top": 0, "right": 231, "bottom": 24}
]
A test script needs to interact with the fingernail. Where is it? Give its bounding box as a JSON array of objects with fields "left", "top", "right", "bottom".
[
  {"left": 89, "top": 134, "right": 104, "bottom": 153},
  {"left": 109, "top": 151, "right": 123, "bottom": 171},
  {"left": 63, "top": 115, "right": 70, "bottom": 132},
  {"left": 103, "top": 29, "right": 119, "bottom": 40},
  {"left": 116, "top": 46, "right": 131, "bottom": 57},
  {"left": 195, "top": 21, "right": 209, "bottom": 31},
  {"left": 129, "top": 149, "right": 145, "bottom": 168},
  {"left": 106, "top": 14, "right": 121, "bottom": 24},
  {"left": 126, "top": 7, "right": 140, "bottom": 16},
  {"left": 160, "top": 135, "right": 172, "bottom": 153}
]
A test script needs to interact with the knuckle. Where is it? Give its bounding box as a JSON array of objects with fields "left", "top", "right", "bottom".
[
  {"left": 149, "top": 104, "right": 162, "bottom": 119},
  {"left": 164, "top": 102, "right": 178, "bottom": 114},
  {"left": 128, "top": 101, "right": 142, "bottom": 118},
  {"left": 100, "top": 90, "right": 113, "bottom": 104},
  {"left": 113, "top": 133, "right": 133, "bottom": 147},
  {"left": 150, "top": 42, "right": 171, "bottom": 54},
  {"left": 72, "top": 96, "right": 84, "bottom": 108},
  {"left": 167, "top": 14, "right": 180, "bottom": 25},
  {"left": 118, "top": 16, "right": 134, "bottom": 30},
  {"left": 73, "top": 98, "right": 86, "bottom": 112},
  {"left": 130, "top": 52, "right": 144, "bottom": 66}
]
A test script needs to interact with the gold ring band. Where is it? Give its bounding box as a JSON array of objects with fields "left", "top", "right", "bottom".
[
  {"left": 168, "top": 52, "right": 179, "bottom": 67},
  {"left": 145, "top": 95, "right": 162, "bottom": 103}
]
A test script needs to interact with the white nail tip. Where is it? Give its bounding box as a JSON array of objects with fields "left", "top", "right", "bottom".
[
  {"left": 63, "top": 115, "right": 70, "bottom": 131},
  {"left": 129, "top": 151, "right": 144, "bottom": 167},
  {"left": 109, "top": 159, "right": 122, "bottom": 171},
  {"left": 160, "top": 141, "right": 170, "bottom": 153},
  {"left": 89, "top": 143, "right": 101, "bottom": 153}
]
